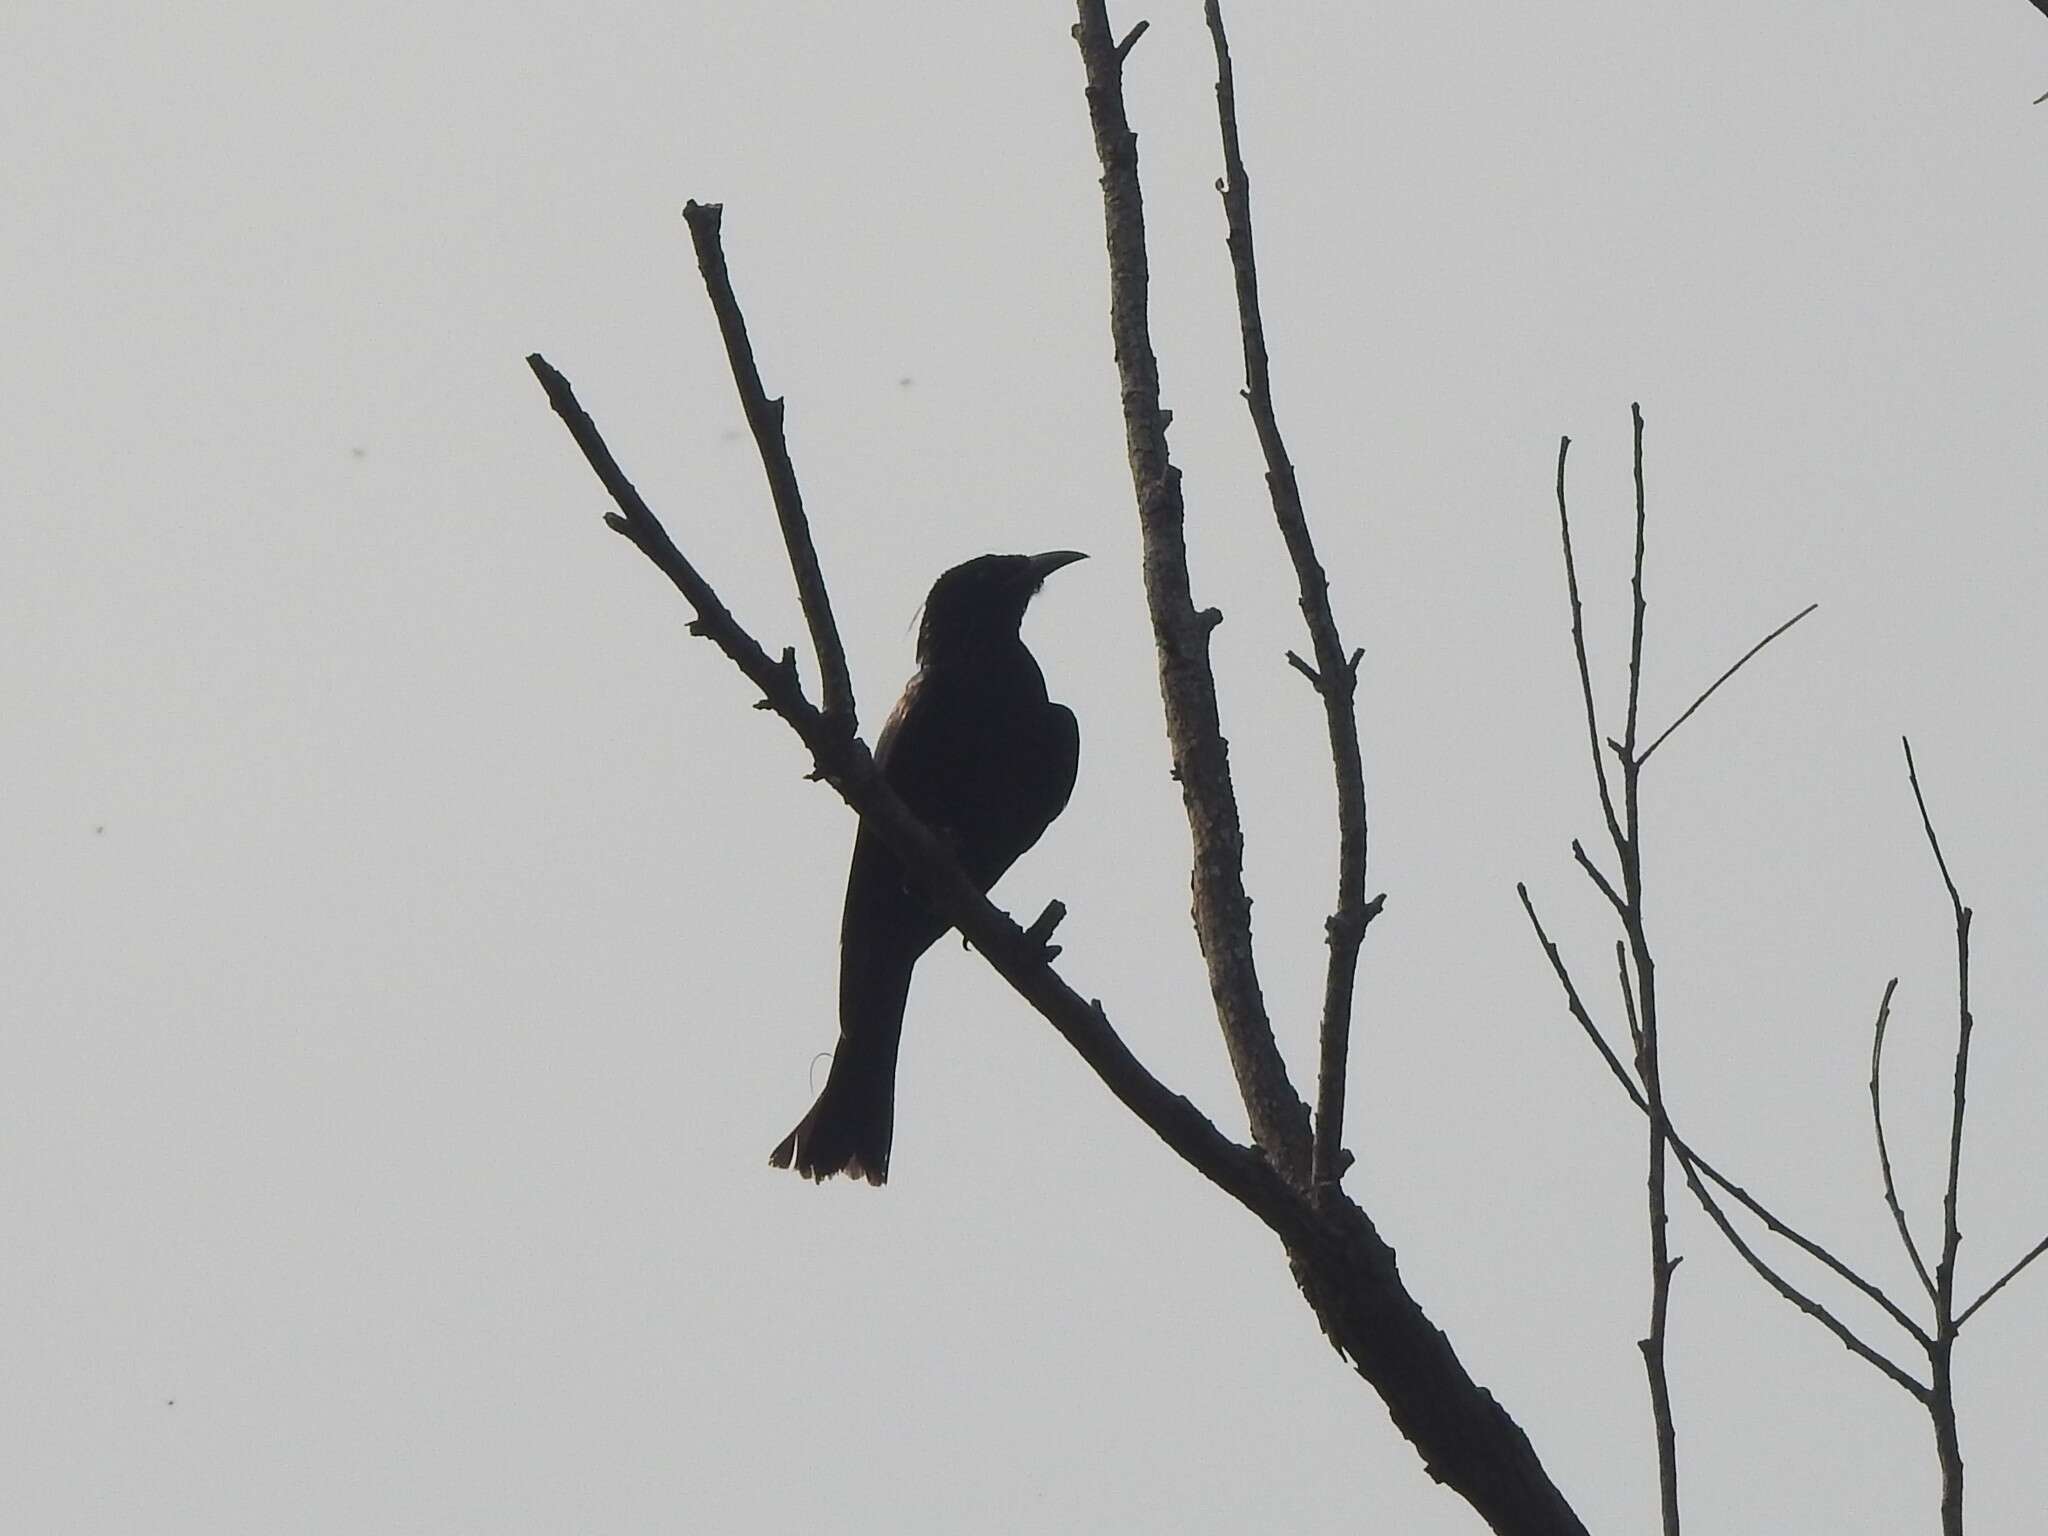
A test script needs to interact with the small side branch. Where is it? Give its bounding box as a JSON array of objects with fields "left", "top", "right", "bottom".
[
  {"left": 1553, "top": 438, "right": 1624, "bottom": 855},
  {"left": 680, "top": 200, "right": 857, "bottom": 733},
  {"left": 1869, "top": 977, "right": 1938, "bottom": 1304},
  {"left": 1205, "top": 0, "right": 1377, "bottom": 1191},
  {"left": 1637, "top": 603, "right": 1819, "bottom": 766},
  {"left": 528, "top": 354, "right": 807, "bottom": 720},
  {"left": 1957, "top": 1231, "right": 2048, "bottom": 1328}
]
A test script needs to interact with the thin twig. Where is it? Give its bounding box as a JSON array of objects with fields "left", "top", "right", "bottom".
[
  {"left": 1554, "top": 437, "right": 1624, "bottom": 855},
  {"left": 1519, "top": 885, "right": 1933, "bottom": 1390},
  {"left": 1622, "top": 403, "right": 1648, "bottom": 766},
  {"left": 1205, "top": 0, "right": 1376, "bottom": 1191},
  {"left": 1905, "top": 738, "right": 1973, "bottom": 1320},
  {"left": 680, "top": 201, "right": 857, "bottom": 732},
  {"left": 1666, "top": 1129, "right": 1930, "bottom": 1400},
  {"left": 1573, "top": 839, "right": 1628, "bottom": 921},
  {"left": 1615, "top": 940, "right": 1642, "bottom": 1055},
  {"left": 1869, "top": 977, "right": 1938, "bottom": 1304},
  {"left": 1073, "top": 0, "right": 1310, "bottom": 1183},
  {"left": 1956, "top": 1231, "right": 2048, "bottom": 1328},
  {"left": 1638, "top": 603, "right": 1819, "bottom": 766}
]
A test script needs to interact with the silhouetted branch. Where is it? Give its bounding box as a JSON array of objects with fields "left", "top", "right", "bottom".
[
  {"left": 1637, "top": 603, "right": 1819, "bottom": 766},
  {"left": 1615, "top": 940, "right": 1642, "bottom": 1054},
  {"left": 1553, "top": 437, "right": 1624, "bottom": 856},
  {"left": 1204, "top": 0, "right": 1378, "bottom": 1192},
  {"left": 1572, "top": 839, "right": 1627, "bottom": 921},
  {"left": 1072, "top": 0, "right": 1310, "bottom": 1184},
  {"left": 1957, "top": 1230, "right": 2048, "bottom": 1328},
  {"left": 1520, "top": 884, "right": 1932, "bottom": 1395},
  {"left": 679, "top": 200, "right": 857, "bottom": 732},
  {"left": 1869, "top": 977, "right": 1938, "bottom": 1304},
  {"left": 1622, "top": 403, "right": 1649, "bottom": 766},
  {"left": 529, "top": 351, "right": 1328, "bottom": 1248},
  {"left": 528, "top": 354, "right": 804, "bottom": 714},
  {"left": 1903, "top": 737, "right": 1975, "bottom": 1535}
]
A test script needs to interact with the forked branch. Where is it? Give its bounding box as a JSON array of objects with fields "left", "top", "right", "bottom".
[
  {"left": 679, "top": 201, "right": 857, "bottom": 731},
  {"left": 530, "top": 350, "right": 1319, "bottom": 1250}
]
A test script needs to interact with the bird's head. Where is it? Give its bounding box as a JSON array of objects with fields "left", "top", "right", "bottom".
[{"left": 916, "top": 550, "right": 1086, "bottom": 664}]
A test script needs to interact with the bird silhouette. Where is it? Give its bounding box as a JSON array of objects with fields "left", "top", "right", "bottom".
[{"left": 770, "top": 551, "right": 1085, "bottom": 1184}]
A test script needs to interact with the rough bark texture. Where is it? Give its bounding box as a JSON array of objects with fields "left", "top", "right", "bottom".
[{"left": 1074, "top": 3, "right": 1312, "bottom": 1187}]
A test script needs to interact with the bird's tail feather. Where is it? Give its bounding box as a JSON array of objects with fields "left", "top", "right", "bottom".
[{"left": 768, "top": 1029, "right": 899, "bottom": 1185}]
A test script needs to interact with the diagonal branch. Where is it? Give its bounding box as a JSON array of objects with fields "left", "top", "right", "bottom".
[
  {"left": 1572, "top": 839, "right": 1628, "bottom": 922},
  {"left": 680, "top": 200, "right": 857, "bottom": 732},
  {"left": 1869, "top": 977, "right": 1939, "bottom": 1305},
  {"left": 1637, "top": 603, "right": 1819, "bottom": 766},
  {"left": 1957, "top": 1230, "right": 2048, "bottom": 1329},
  {"left": 1519, "top": 885, "right": 1933, "bottom": 1393},
  {"left": 1204, "top": 0, "right": 1378, "bottom": 1192},
  {"left": 530, "top": 350, "right": 1323, "bottom": 1245},
  {"left": 1073, "top": 0, "right": 1311, "bottom": 1183}
]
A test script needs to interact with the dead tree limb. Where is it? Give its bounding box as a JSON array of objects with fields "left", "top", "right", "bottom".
[
  {"left": 1203, "top": 0, "right": 1381, "bottom": 1195},
  {"left": 1072, "top": 0, "right": 1311, "bottom": 1185}
]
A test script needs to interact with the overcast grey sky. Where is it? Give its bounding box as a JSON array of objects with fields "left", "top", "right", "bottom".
[{"left": 6, "top": 2, "right": 2046, "bottom": 1531}]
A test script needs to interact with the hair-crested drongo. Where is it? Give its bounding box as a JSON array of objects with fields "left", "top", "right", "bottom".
[{"left": 770, "top": 550, "right": 1085, "bottom": 1184}]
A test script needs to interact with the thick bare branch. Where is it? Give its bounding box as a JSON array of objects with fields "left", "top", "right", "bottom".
[
  {"left": 1637, "top": 602, "right": 1818, "bottom": 766},
  {"left": 544, "top": 327, "right": 1589, "bottom": 1536},
  {"left": 1869, "top": 977, "right": 1939, "bottom": 1304},
  {"left": 1072, "top": 0, "right": 1310, "bottom": 1182},
  {"left": 679, "top": 200, "right": 857, "bottom": 731},
  {"left": 1204, "top": 0, "right": 1377, "bottom": 1191}
]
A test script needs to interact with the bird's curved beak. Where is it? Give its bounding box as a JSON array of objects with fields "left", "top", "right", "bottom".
[{"left": 1028, "top": 550, "right": 1088, "bottom": 582}]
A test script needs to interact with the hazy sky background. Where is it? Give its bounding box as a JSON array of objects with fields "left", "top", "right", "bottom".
[{"left": 7, "top": 2, "right": 2046, "bottom": 1531}]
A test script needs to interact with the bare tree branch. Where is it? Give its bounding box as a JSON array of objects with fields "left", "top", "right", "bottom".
[
  {"left": 1957, "top": 1230, "right": 2048, "bottom": 1328},
  {"left": 679, "top": 200, "right": 857, "bottom": 731},
  {"left": 1519, "top": 885, "right": 1933, "bottom": 1395},
  {"left": 529, "top": 351, "right": 1337, "bottom": 1245},
  {"left": 1611, "top": 402, "right": 1682, "bottom": 1536},
  {"left": 1637, "top": 603, "right": 1819, "bottom": 766},
  {"left": 1903, "top": 736, "right": 1975, "bottom": 1536},
  {"left": 1615, "top": 940, "right": 1643, "bottom": 1055},
  {"left": 1572, "top": 839, "right": 1628, "bottom": 921},
  {"left": 1072, "top": 0, "right": 1311, "bottom": 1183},
  {"left": 1552, "top": 436, "right": 1625, "bottom": 857},
  {"left": 1204, "top": 0, "right": 1378, "bottom": 1192},
  {"left": 1622, "top": 403, "right": 1649, "bottom": 767},
  {"left": 1869, "top": 977, "right": 1939, "bottom": 1305}
]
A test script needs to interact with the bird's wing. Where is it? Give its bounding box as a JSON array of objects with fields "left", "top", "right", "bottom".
[{"left": 867, "top": 664, "right": 1077, "bottom": 889}]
